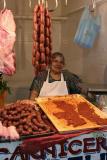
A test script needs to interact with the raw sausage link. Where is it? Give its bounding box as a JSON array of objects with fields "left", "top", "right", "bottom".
[{"left": 0, "top": 101, "right": 54, "bottom": 136}]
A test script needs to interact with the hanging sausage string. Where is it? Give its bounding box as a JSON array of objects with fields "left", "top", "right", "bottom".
[
  {"left": 32, "top": 0, "right": 52, "bottom": 75},
  {"left": 32, "top": 0, "right": 69, "bottom": 75}
]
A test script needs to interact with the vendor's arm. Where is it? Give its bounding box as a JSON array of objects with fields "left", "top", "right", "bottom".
[
  {"left": 64, "top": 70, "right": 88, "bottom": 95},
  {"left": 29, "top": 77, "right": 41, "bottom": 100},
  {"left": 30, "top": 90, "right": 39, "bottom": 100},
  {"left": 76, "top": 82, "right": 88, "bottom": 95},
  {"left": 29, "top": 71, "right": 47, "bottom": 100}
]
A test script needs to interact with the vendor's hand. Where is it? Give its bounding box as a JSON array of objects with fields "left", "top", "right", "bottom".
[
  {"left": 20, "top": 99, "right": 39, "bottom": 111},
  {"left": 20, "top": 99, "right": 35, "bottom": 105},
  {"left": 16, "top": 99, "right": 35, "bottom": 105},
  {"left": 78, "top": 83, "right": 88, "bottom": 95}
]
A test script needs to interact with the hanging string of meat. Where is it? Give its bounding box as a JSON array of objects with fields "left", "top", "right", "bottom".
[
  {"left": 32, "top": 1, "right": 52, "bottom": 75},
  {"left": 0, "top": 9, "right": 16, "bottom": 76}
]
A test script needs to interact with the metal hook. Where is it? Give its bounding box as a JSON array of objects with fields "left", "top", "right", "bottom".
[
  {"left": 48, "top": 0, "right": 58, "bottom": 12},
  {"left": 38, "top": 0, "right": 40, "bottom": 5},
  {"left": 91, "top": 0, "right": 96, "bottom": 10},
  {"left": 3, "top": 0, "right": 6, "bottom": 10},
  {"left": 55, "top": 0, "right": 58, "bottom": 9},
  {"left": 38, "top": 0, "right": 44, "bottom": 4},
  {"left": 45, "top": 0, "right": 48, "bottom": 8},
  {"left": 65, "top": 0, "right": 68, "bottom": 6},
  {"left": 1, "top": 0, "right": 6, "bottom": 13},
  {"left": 42, "top": 0, "right": 44, "bottom": 4},
  {"left": 29, "top": 0, "right": 31, "bottom": 8},
  {"left": 37, "top": 0, "right": 58, "bottom": 12}
]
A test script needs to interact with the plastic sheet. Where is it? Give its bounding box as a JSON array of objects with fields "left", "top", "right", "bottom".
[{"left": 74, "top": 6, "right": 101, "bottom": 48}]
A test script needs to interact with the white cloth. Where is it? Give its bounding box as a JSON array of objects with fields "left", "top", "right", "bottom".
[{"left": 39, "top": 70, "right": 68, "bottom": 97}]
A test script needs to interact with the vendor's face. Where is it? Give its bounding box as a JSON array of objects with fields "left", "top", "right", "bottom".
[{"left": 50, "top": 56, "right": 64, "bottom": 74}]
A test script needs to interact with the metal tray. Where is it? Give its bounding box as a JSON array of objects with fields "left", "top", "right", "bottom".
[{"left": 0, "top": 130, "right": 57, "bottom": 143}]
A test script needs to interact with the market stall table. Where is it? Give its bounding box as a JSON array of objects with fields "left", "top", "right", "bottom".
[{"left": 1, "top": 95, "right": 107, "bottom": 160}]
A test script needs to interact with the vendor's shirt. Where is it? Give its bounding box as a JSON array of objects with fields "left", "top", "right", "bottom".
[{"left": 30, "top": 70, "right": 83, "bottom": 95}]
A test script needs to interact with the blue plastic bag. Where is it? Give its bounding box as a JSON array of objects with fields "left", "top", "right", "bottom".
[{"left": 74, "top": 6, "right": 101, "bottom": 48}]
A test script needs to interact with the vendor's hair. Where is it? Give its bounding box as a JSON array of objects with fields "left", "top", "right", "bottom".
[{"left": 51, "top": 52, "right": 65, "bottom": 65}]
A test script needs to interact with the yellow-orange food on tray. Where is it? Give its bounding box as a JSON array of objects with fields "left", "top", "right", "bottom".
[{"left": 36, "top": 94, "right": 107, "bottom": 133}]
